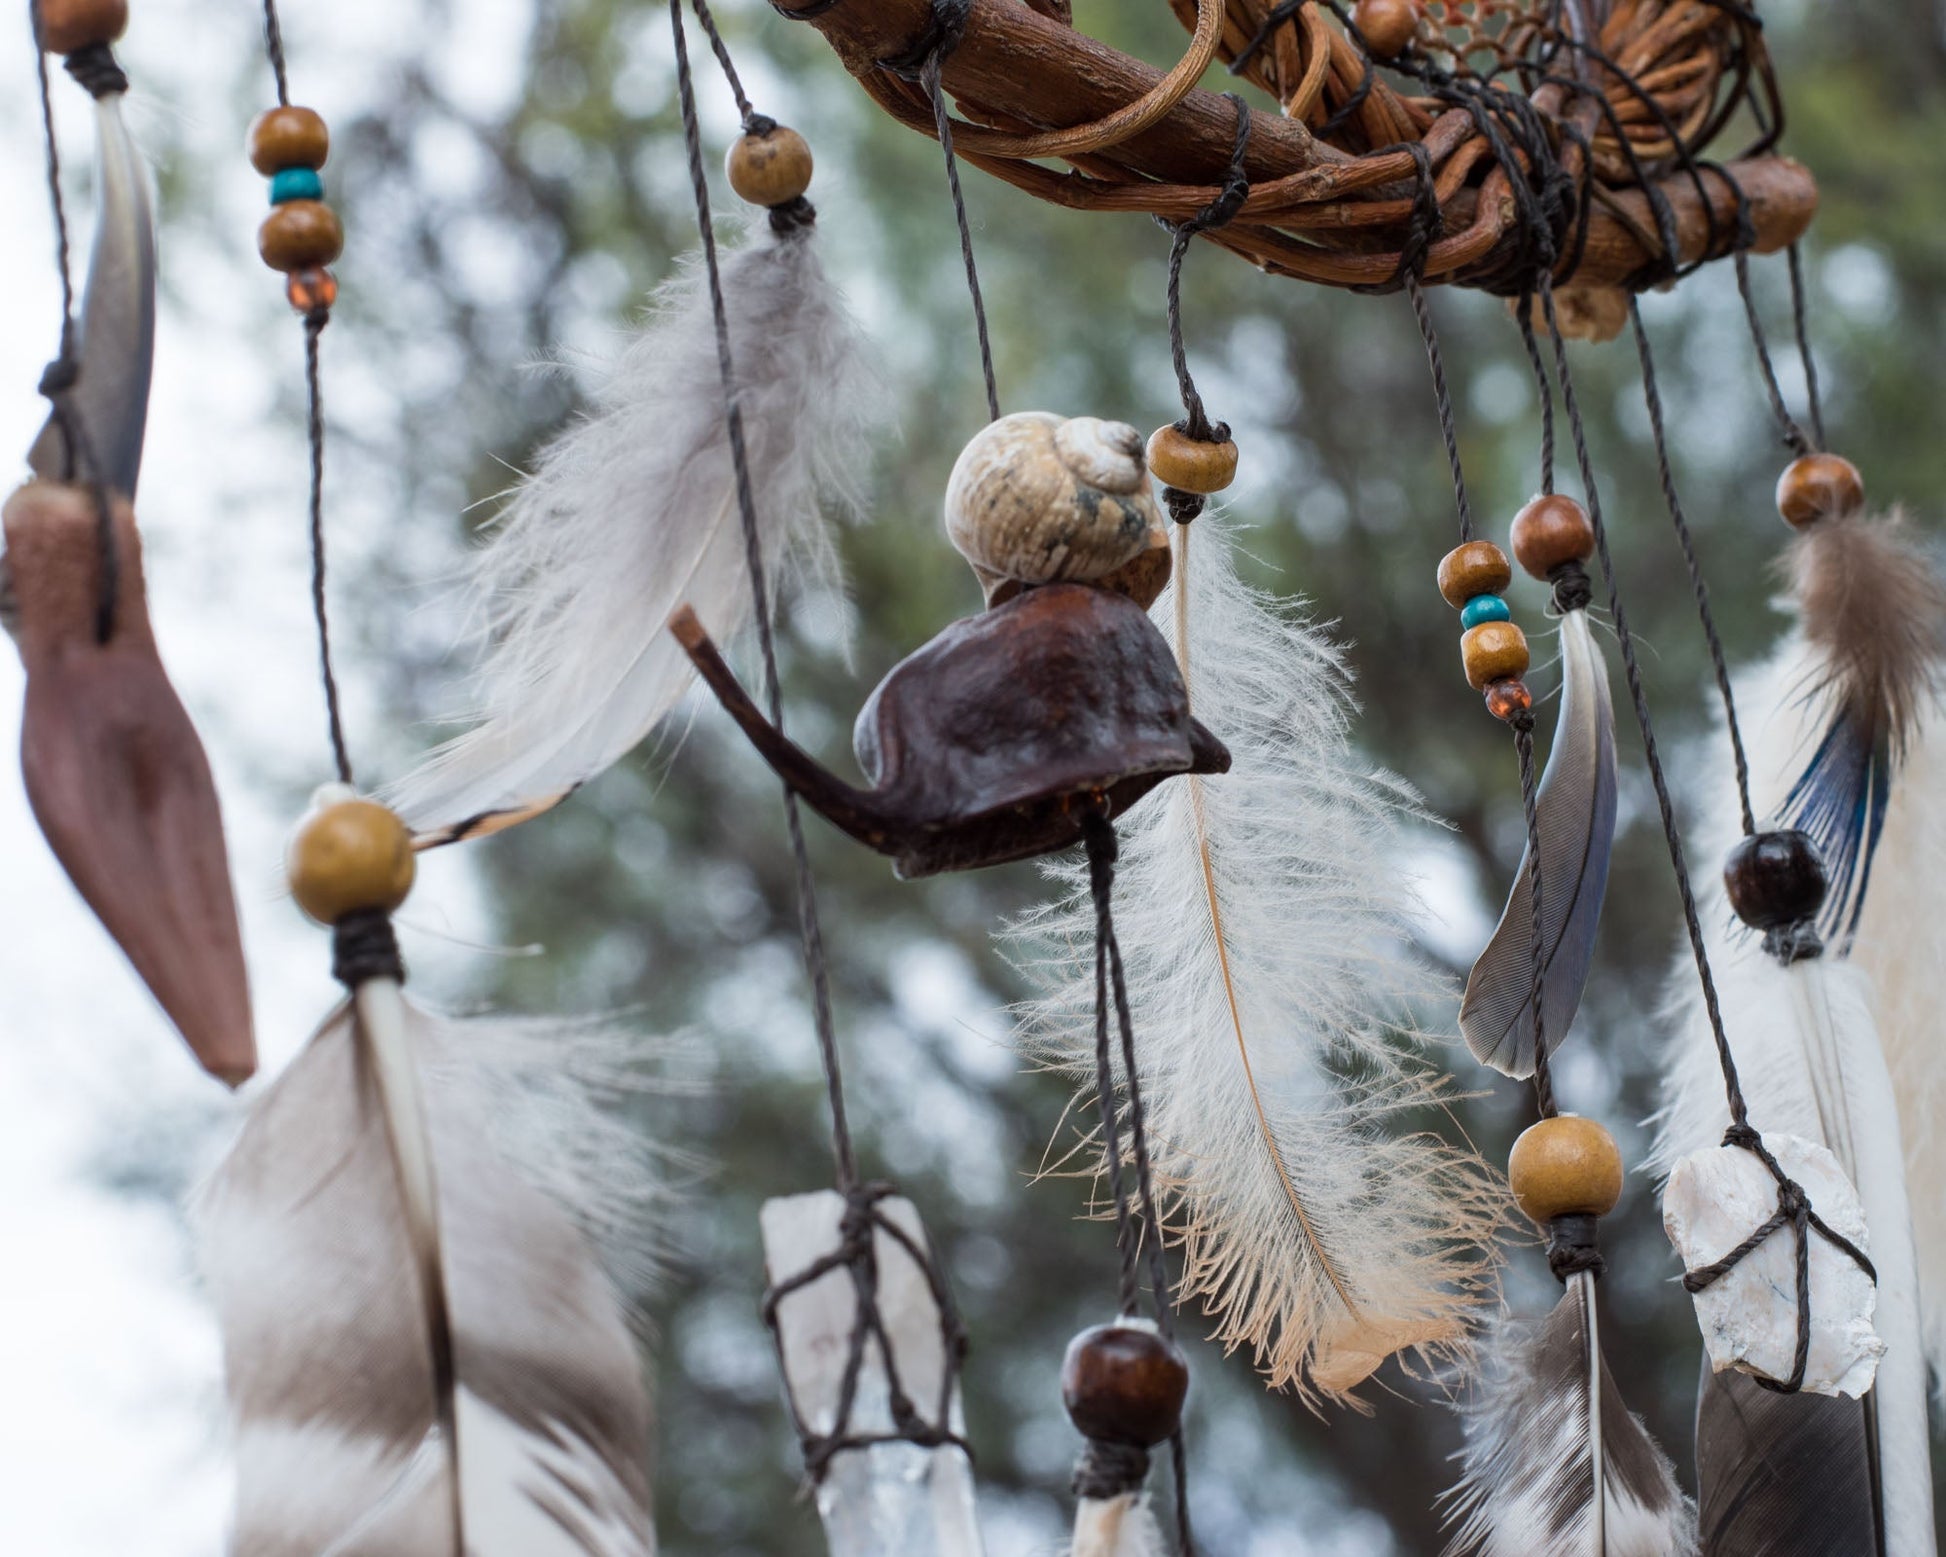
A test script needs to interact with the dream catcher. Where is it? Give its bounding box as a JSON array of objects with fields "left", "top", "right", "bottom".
[{"left": 10, "top": 0, "right": 1941, "bottom": 1551}]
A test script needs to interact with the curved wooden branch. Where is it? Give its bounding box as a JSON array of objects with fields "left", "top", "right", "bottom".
[{"left": 772, "top": 0, "right": 1815, "bottom": 292}]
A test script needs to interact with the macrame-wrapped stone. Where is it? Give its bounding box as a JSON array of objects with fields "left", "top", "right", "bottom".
[{"left": 1664, "top": 1132, "right": 1883, "bottom": 1398}]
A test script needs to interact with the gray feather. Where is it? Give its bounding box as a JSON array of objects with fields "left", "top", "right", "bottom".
[
  {"left": 1445, "top": 1272, "right": 1695, "bottom": 1556},
  {"left": 1461, "top": 609, "right": 1618, "bottom": 1076}
]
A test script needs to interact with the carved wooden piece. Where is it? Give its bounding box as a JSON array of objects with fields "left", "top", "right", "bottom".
[{"left": 4, "top": 482, "right": 255, "bottom": 1083}]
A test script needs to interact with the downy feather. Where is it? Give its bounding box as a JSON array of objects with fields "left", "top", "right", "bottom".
[
  {"left": 1444, "top": 1273, "right": 1696, "bottom": 1556},
  {"left": 1071, "top": 1493, "right": 1169, "bottom": 1557},
  {"left": 389, "top": 220, "right": 880, "bottom": 845},
  {"left": 198, "top": 997, "right": 680, "bottom": 1555},
  {"left": 1013, "top": 517, "right": 1505, "bottom": 1402},
  {"left": 1460, "top": 607, "right": 1618, "bottom": 1076}
]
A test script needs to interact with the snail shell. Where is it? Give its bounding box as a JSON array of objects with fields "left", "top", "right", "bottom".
[{"left": 945, "top": 412, "right": 1164, "bottom": 606}]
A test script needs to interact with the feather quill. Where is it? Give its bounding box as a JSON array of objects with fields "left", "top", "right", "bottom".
[
  {"left": 1014, "top": 517, "right": 1505, "bottom": 1401},
  {"left": 198, "top": 996, "right": 675, "bottom": 1555},
  {"left": 1071, "top": 1494, "right": 1169, "bottom": 1557},
  {"left": 1460, "top": 607, "right": 1618, "bottom": 1077},
  {"left": 1443, "top": 1273, "right": 1696, "bottom": 1556},
  {"left": 389, "top": 219, "right": 879, "bottom": 846}
]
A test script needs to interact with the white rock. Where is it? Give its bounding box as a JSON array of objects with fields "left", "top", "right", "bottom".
[{"left": 1663, "top": 1132, "right": 1883, "bottom": 1398}]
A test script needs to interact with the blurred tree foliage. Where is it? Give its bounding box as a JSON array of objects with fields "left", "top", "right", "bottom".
[{"left": 302, "top": 0, "right": 1946, "bottom": 1549}]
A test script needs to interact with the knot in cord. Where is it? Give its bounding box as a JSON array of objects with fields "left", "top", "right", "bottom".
[
  {"left": 331, "top": 908, "right": 405, "bottom": 988},
  {"left": 1763, "top": 917, "right": 1824, "bottom": 965},
  {"left": 879, "top": 0, "right": 970, "bottom": 78},
  {"left": 63, "top": 44, "right": 128, "bottom": 99},
  {"left": 37, "top": 357, "right": 78, "bottom": 399},
  {"left": 1549, "top": 559, "right": 1593, "bottom": 615},
  {"left": 1545, "top": 1212, "right": 1606, "bottom": 1283},
  {"left": 1073, "top": 1438, "right": 1151, "bottom": 1501}
]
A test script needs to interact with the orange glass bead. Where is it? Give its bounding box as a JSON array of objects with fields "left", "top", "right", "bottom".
[
  {"left": 1510, "top": 493, "right": 1595, "bottom": 579},
  {"left": 259, "top": 200, "right": 344, "bottom": 272},
  {"left": 1484, "top": 678, "right": 1533, "bottom": 722},
  {"left": 1775, "top": 453, "right": 1863, "bottom": 529},
  {"left": 1353, "top": 0, "right": 1419, "bottom": 56},
  {"left": 286, "top": 267, "right": 338, "bottom": 314},
  {"left": 1437, "top": 540, "right": 1513, "bottom": 609},
  {"left": 37, "top": 0, "right": 127, "bottom": 53},
  {"left": 248, "top": 106, "right": 330, "bottom": 175}
]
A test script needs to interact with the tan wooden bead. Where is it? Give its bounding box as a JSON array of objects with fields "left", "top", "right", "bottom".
[
  {"left": 259, "top": 200, "right": 344, "bottom": 273},
  {"left": 248, "top": 106, "right": 331, "bottom": 175},
  {"left": 1508, "top": 1115, "right": 1624, "bottom": 1226},
  {"left": 37, "top": 0, "right": 127, "bottom": 54},
  {"left": 726, "top": 126, "right": 813, "bottom": 207},
  {"left": 1510, "top": 493, "right": 1595, "bottom": 579},
  {"left": 1146, "top": 425, "right": 1238, "bottom": 495},
  {"left": 1775, "top": 453, "right": 1864, "bottom": 530},
  {"left": 1437, "top": 540, "right": 1513, "bottom": 609},
  {"left": 1353, "top": 0, "right": 1419, "bottom": 56},
  {"left": 1461, "top": 620, "right": 1529, "bottom": 690},
  {"left": 288, "top": 796, "right": 416, "bottom": 925}
]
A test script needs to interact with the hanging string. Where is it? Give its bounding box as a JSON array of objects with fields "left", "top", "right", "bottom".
[
  {"left": 1405, "top": 273, "right": 1474, "bottom": 543},
  {"left": 260, "top": 0, "right": 291, "bottom": 106},
  {"left": 1733, "top": 250, "right": 1813, "bottom": 458},
  {"left": 1785, "top": 241, "right": 1826, "bottom": 451},
  {"left": 1514, "top": 289, "right": 1556, "bottom": 497}
]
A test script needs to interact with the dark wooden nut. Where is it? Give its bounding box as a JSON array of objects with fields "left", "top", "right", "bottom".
[
  {"left": 1062, "top": 1322, "right": 1190, "bottom": 1448},
  {"left": 726, "top": 125, "right": 813, "bottom": 207},
  {"left": 248, "top": 106, "right": 331, "bottom": 175},
  {"left": 1353, "top": 0, "right": 1419, "bottom": 57},
  {"left": 1146, "top": 426, "right": 1238, "bottom": 495},
  {"left": 1510, "top": 494, "right": 1595, "bottom": 579},
  {"left": 1723, "top": 829, "right": 1828, "bottom": 931},
  {"left": 1461, "top": 620, "right": 1529, "bottom": 690},
  {"left": 1775, "top": 453, "right": 1863, "bottom": 529},
  {"left": 1437, "top": 540, "right": 1513, "bottom": 609},
  {"left": 37, "top": 0, "right": 127, "bottom": 54},
  {"left": 259, "top": 200, "right": 344, "bottom": 272},
  {"left": 1508, "top": 1115, "right": 1623, "bottom": 1227}
]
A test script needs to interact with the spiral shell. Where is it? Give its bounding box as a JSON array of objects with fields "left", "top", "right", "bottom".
[{"left": 944, "top": 412, "right": 1164, "bottom": 605}]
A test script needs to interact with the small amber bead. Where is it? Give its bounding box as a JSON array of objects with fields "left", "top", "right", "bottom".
[
  {"left": 248, "top": 106, "right": 331, "bottom": 176},
  {"left": 1461, "top": 620, "right": 1529, "bottom": 690},
  {"left": 1353, "top": 0, "right": 1419, "bottom": 56},
  {"left": 286, "top": 267, "right": 338, "bottom": 314},
  {"left": 1436, "top": 540, "right": 1513, "bottom": 609},
  {"left": 1484, "top": 678, "right": 1532, "bottom": 722},
  {"left": 1508, "top": 1115, "right": 1623, "bottom": 1227},
  {"left": 726, "top": 126, "right": 813, "bottom": 207},
  {"left": 1062, "top": 1322, "right": 1190, "bottom": 1448},
  {"left": 1510, "top": 493, "right": 1595, "bottom": 579},
  {"left": 259, "top": 201, "right": 344, "bottom": 272},
  {"left": 1146, "top": 425, "right": 1239, "bottom": 495},
  {"left": 1723, "top": 830, "right": 1828, "bottom": 931},
  {"left": 37, "top": 0, "right": 127, "bottom": 53},
  {"left": 288, "top": 795, "right": 416, "bottom": 926},
  {"left": 1775, "top": 453, "right": 1864, "bottom": 529}
]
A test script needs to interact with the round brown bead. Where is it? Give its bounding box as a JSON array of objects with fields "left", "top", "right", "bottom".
[
  {"left": 37, "top": 0, "right": 128, "bottom": 54},
  {"left": 1353, "top": 0, "right": 1419, "bottom": 57},
  {"left": 248, "top": 106, "right": 331, "bottom": 176},
  {"left": 1510, "top": 493, "right": 1595, "bottom": 579},
  {"left": 726, "top": 125, "right": 813, "bottom": 208},
  {"left": 1775, "top": 453, "right": 1864, "bottom": 530},
  {"left": 1461, "top": 620, "right": 1529, "bottom": 691},
  {"left": 259, "top": 200, "right": 344, "bottom": 273},
  {"left": 1146, "top": 425, "right": 1238, "bottom": 495},
  {"left": 1061, "top": 1322, "right": 1189, "bottom": 1448},
  {"left": 1508, "top": 1115, "right": 1623, "bottom": 1227},
  {"left": 1436, "top": 540, "right": 1513, "bottom": 610},
  {"left": 1723, "top": 830, "right": 1828, "bottom": 931},
  {"left": 1483, "top": 678, "right": 1532, "bottom": 723},
  {"left": 288, "top": 797, "right": 416, "bottom": 926}
]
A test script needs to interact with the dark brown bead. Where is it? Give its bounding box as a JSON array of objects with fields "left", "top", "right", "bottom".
[
  {"left": 1510, "top": 493, "right": 1595, "bottom": 579},
  {"left": 37, "top": 0, "right": 127, "bottom": 54},
  {"left": 1061, "top": 1322, "right": 1189, "bottom": 1448},
  {"left": 259, "top": 201, "right": 344, "bottom": 272},
  {"left": 1353, "top": 0, "right": 1419, "bottom": 57},
  {"left": 248, "top": 106, "right": 330, "bottom": 176},
  {"left": 1484, "top": 678, "right": 1532, "bottom": 722},
  {"left": 1436, "top": 541, "right": 1512, "bottom": 609},
  {"left": 1775, "top": 453, "right": 1863, "bottom": 530},
  {"left": 1723, "top": 830, "right": 1828, "bottom": 930}
]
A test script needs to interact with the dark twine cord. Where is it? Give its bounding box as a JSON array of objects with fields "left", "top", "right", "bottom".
[
  {"left": 1405, "top": 273, "right": 1473, "bottom": 543},
  {"left": 331, "top": 907, "right": 405, "bottom": 987},
  {"left": 1734, "top": 249, "right": 1814, "bottom": 458},
  {"left": 1545, "top": 1212, "right": 1606, "bottom": 1283},
  {"left": 1510, "top": 712, "right": 1557, "bottom": 1122},
  {"left": 261, "top": 0, "right": 291, "bottom": 106}
]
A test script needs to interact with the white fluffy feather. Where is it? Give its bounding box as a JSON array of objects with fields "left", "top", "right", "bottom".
[
  {"left": 1014, "top": 517, "right": 1504, "bottom": 1402},
  {"left": 1071, "top": 1493, "right": 1170, "bottom": 1557},
  {"left": 198, "top": 999, "right": 683, "bottom": 1554},
  {"left": 390, "top": 222, "right": 880, "bottom": 844}
]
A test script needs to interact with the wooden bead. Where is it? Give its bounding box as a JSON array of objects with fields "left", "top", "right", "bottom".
[
  {"left": 1146, "top": 425, "right": 1238, "bottom": 495},
  {"left": 1510, "top": 494, "right": 1595, "bottom": 579},
  {"left": 1723, "top": 830, "right": 1827, "bottom": 931},
  {"left": 1508, "top": 1115, "right": 1623, "bottom": 1227},
  {"left": 1436, "top": 541, "right": 1513, "bottom": 609},
  {"left": 259, "top": 200, "right": 344, "bottom": 272},
  {"left": 1483, "top": 677, "right": 1532, "bottom": 722},
  {"left": 1461, "top": 620, "right": 1529, "bottom": 690},
  {"left": 1061, "top": 1322, "right": 1189, "bottom": 1448},
  {"left": 1775, "top": 453, "right": 1863, "bottom": 529},
  {"left": 726, "top": 125, "right": 813, "bottom": 208},
  {"left": 1353, "top": 0, "right": 1419, "bottom": 57},
  {"left": 287, "top": 794, "right": 416, "bottom": 925},
  {"left": 248, "top": 106, "right": 330, "bottom": 176},
  {"left": 37, "top": 0, "right": 127, "bottom": 54},
  {"left": 286, "top": 267, "right": 338, "bottom": 315}
]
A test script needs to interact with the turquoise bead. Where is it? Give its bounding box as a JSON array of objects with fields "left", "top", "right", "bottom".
[
  {"left": 270, "top": 167, "right": 325, "bottom": 206},
  {"left": 1461, "top": 594, "right": 1511, "bottom": 630}
]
